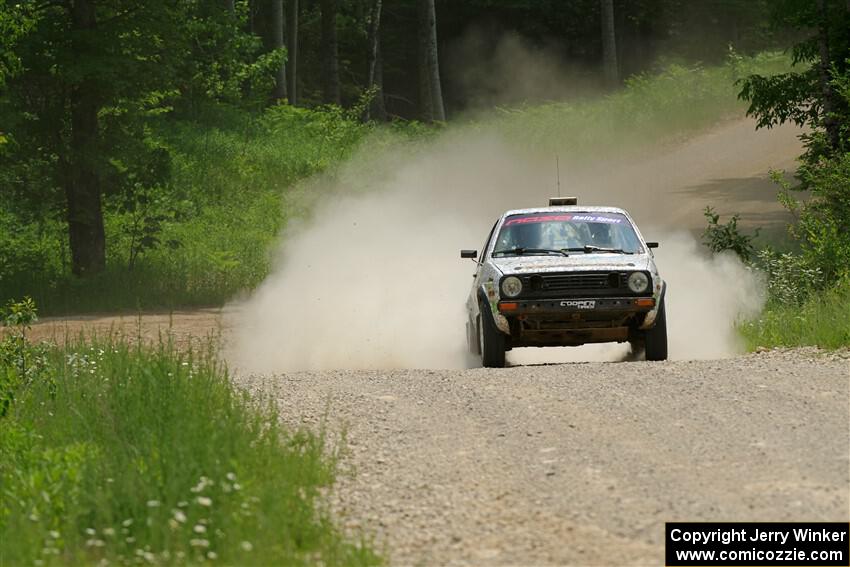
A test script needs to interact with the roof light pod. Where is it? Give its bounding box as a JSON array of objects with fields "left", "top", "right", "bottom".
[{"left": 549, "top": 197, "right": 577, "bottom": 206}]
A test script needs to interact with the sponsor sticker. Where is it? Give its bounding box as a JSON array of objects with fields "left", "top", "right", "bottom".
[
  {"left": 504, "top": 213, "right": 625, "bottom": 226},
  {"left": 505, "top": 214, "right": 572, "bottom": 226},
  {"left": 569, "top": 214, "right": 623, "bottom": 224},
  {"left": 560, "top": 300, "right": 596, "bottom": 310}
]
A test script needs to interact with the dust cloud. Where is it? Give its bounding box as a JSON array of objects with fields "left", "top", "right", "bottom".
[
  {"left": 227, "top": 122, "right": 766, "bottom": 373},
  {"left": 445, "top": 30, "right": 601, "bottom": 110}
]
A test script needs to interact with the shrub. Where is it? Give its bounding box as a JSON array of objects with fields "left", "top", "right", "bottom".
[
  {"left": 702, "top": 206, "right": 759, "bottom": 263},
  {"left": 788, "top": 154, "right": 850, "bottom": 283},
  {"left": 751, "top": 248, "right": 823, "bottom": 306},
  {"left": 739, "top": 277, "right": 850, "bottom": 350}
]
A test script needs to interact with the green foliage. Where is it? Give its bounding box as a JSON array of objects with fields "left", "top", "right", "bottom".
[
  {"left": 702, "top": 206, "right": 760, "bottom": 263},
  {"left": 1, "top": 295, "right": 37, "bottom": 330},
  {"left": 792, "top": 154, "right": 850, "bottom": 282},
  {"left": 0, "top": 3, "right": 35, "bottom": 88},
  {"left": 0, "top": 54, "right": 793, "bottom": 314},
  {"left": 494, "top": 52, "right": 793, "bottom": 155},
  {"left": 738, "top": 0, "right": 850, "bottom": 159},
  {"left": 739, "top": 277, "right": 850, "bottom": 350},
  {"left": 0, "top": 103, "right": 378, "bottom": 313},
  {"left": 769, "top": 153, "right": 850, "bottom": 284},
  {"left": 0, "top": 336, "right": 380, "bottom": 565},
  {"left": 0, "top": 297, "right": 52, "bottom": 419},
  {"left": 752, "top": 248, "right": 823, "bottom": 306}
]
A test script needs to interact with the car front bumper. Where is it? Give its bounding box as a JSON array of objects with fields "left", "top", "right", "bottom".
[
  {"left": 491, "top": 295, "right": 660, "bottom": 346},
  {"left": 497, "top": 297, "right": 655, "bottom": 315}
]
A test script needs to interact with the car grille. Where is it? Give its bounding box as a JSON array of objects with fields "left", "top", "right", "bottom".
[
  {"left": 539, "top": 273, "right": 626, "bottom": 291},
  {"left": 513, "top": 271, "right": 648, "bottom": 298}
]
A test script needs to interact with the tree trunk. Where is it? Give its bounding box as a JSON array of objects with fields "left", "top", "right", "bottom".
[
  {"left": 372, "top": 41, "right": 388, "bottom": 120},
  {"left": 287, "top": 0, "right": 299, "bottom": 105},
  {"left": 817, "top": 0, "right": 840, "bottom": 152},
  {"left": 615, "top": 0, "right": 625, "bottom": 77},
  {"left": 364, "top": 0, "right": 386, "bottom": 121},
  {"left": 600, "top": 0, "right": 618, "bottom": 86},
  {"left": 417, "top": 0, "right": 445, "bottom": 122},
  {"left": 320, "top": 0, "right": 340, "bottom": 104},
  {"left": 272, "top": 0, "right": 287, "bottom": 101},
  {"left": 66, "top": 0, "right": 106, "bottom": 276},
  {"left": 417, "top": 18, "right": 432, "bottom": 121}
]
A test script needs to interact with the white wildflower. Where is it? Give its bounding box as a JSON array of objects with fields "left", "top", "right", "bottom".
[
  {"left": 193, "top": 524, "right": 206, "bottom": 534},
  {"left": 122, "top": 518, "right": 133, "bottom": 527},
  {"left": 146, "top": 500, "right": 160, "bottom": 508},
  {"left": 102, "top": 527, "right": 115, "bottom": 537},
  {"left": 85, "top": 528, "right": 96, "bottom": 536},
  {"left": 48, "top": 530, "right": 60, "bottom": 539},
  {"left": 196, "top": 496, "right": 212, "bottom": 507},
  {"left": 191, "top": 476, "right": 213, "bottom": 493},
  {"left": 189, "top": 538, "right": 209, "bottom": 548},
  {"left": 207, "top": 551, "right": 218, "bottom": 560},
  {"left": 240, "top": 541, "right": 253, "bottom": 552},
  {"left": 173, "top": 509, "right": 187, "bottom": 523},
  {"left": 225, "top": 472, "right": 236, "bottom": 482}
]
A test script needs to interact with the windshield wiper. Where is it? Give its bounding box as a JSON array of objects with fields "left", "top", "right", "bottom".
[
  {"left": 573, "top": 245, "right": 633, "bottom": 254},
  {"left": 492, "top": 247, "right": 569, "bottom": 257}
]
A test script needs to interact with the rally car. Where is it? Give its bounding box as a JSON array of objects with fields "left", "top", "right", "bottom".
[{"left": 461, "top": 198, "right": 667, "bottom": 367}]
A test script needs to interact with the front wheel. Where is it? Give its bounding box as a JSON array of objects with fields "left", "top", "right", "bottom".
[
  {"left": 478, "top": 300, "right": 506, "bottom": 368},
  {"left": 644, "top": 298, "right": 668, "bottom": 361}
]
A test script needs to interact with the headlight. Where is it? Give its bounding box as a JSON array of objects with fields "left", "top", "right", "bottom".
[
  {"left": 627, "top": 272, "right": 650, "bottom": 293},
  {"left": 501, "top": 276, "right": 523, "bottom": 297}
]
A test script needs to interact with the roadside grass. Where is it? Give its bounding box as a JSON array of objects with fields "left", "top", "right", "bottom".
[
  {"left": 0, "top": 52, "right": 794, "bottom": 315},
  {"left": 739, "top": 279, "right": 850, "bottom": 350},
  {"left": 492, "top": 51, "right": 794, "bottom": 155},
  {"left": 0, "top": 334, "right": 379, "bottom": 566}
]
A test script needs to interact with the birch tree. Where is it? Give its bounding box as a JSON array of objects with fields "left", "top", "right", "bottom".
[
  {"left": 600, "top": 0, "right": 618, "bottom": 86},
  {"left": 365, "top": 0, "right": 386, "bottom": 120},
  {"left": 272, "top": 0, "right": 288, "bottom": 101},
  {"left": 417, "top": 0, "right": 445, "bottom": 121},
  {"left": 287, "top": 0, "right": 299, "bottom": 105},
  {"left": 320, "top": 0, "right": 340, "bottom": 104}
]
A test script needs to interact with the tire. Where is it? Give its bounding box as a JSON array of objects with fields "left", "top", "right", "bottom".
[
  {"left": 478, "top": 299, "right": 506, "bottom": 368},
  {"left": 644, "top": 298, "right": 668, "bottom": 361}
]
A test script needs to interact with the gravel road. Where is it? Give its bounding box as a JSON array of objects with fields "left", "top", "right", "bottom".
[
  {"left": 238, "top": 349, "right": 849, "bottom": 566},
  {"left": 19, "top": 118, "right": 847, "bottom": 566}
]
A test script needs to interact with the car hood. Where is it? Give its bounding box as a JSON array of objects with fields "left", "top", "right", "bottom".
[{"left": 491, "top": 254, "right": 653, "bottom": 275}]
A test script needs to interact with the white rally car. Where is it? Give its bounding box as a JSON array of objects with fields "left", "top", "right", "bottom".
[{"left": 461, "top": 198, "right": 667, "bottom": 367}]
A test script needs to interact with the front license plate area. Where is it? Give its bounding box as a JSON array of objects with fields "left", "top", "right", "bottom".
[{"left": 559, "top": 300, "right": 596, "bottom": 310}]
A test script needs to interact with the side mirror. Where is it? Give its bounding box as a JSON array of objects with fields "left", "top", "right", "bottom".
[
  {"left": 460, "top": 250, "right": 478, "bottom": 259},
  {"left": 646, "top": 242, "right": 659, "bottom": 249}
]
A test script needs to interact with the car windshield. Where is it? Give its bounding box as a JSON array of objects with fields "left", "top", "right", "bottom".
[{"left": 492, "top": 212, "right": 643, "bottom": 256}]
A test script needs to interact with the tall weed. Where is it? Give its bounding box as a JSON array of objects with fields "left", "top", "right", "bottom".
[{"left": 0, "top": 335, "right": 379, "bottom": 565}]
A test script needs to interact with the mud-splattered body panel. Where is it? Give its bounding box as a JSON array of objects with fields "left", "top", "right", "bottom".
[{"left": 465, "top": 206, "right": 665, "bottom": 350}]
